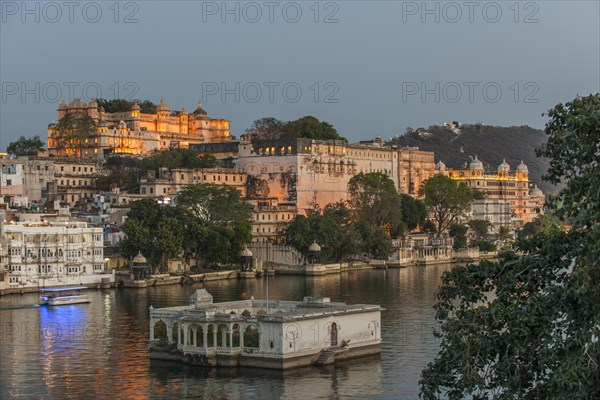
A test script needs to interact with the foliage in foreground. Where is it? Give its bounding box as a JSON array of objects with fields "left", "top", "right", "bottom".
[{"left": 420, "top": 94, "right": 600, "bottom": 399}]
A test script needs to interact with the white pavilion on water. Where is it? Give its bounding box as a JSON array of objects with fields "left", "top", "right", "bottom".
[{"left": 149, "top": 289, "right": 382, "bottom": 369}]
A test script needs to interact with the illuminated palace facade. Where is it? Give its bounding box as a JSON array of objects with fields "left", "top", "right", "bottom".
[
  {"left": 47, "top": 98, "right": 231, "bottom": 158},
  {"left": 438, "top": 157, "right": 545, "bottom": 225}
]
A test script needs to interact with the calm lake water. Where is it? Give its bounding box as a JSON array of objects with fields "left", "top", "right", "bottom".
[{"left": 0, "top": 265, "right": 453, "bottom": 399}]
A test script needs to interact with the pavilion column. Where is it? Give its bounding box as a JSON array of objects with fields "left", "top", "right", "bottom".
[
  {"left": 149, "top": 319, "right": 155, "bottom": 340},
  {"left": 167, "top": 321, "right": 173, "bottom": 343},
  {"left": 192, "top": 327, "right": 197, "bottom": 347},
  {"left": 228, "top": 324, "right": 233, "bottom": 348},
  {"left": 179, "top": 322, "right": 189, "bottom": 346},
  {"left": 203, "top": 324, "right": 208, "bottom": 348},
  {"left": 221, "top": 327, "right": 227, "bottom": 348},
  {"left": 240, "top": 326, "right": 244, "bottom": 349},
  {"left": 213, "top": 327, "right": 217, "bottom": 348}
]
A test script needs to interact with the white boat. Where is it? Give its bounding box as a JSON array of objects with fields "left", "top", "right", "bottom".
[{"left": 40, "top": 286, "right": 91, "bottom": 306}]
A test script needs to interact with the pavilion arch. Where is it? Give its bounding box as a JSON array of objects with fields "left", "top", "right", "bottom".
[
  {"left": 244, "top": 325, "right": 260, "bottom": 349},
  {"left": 217, "top": 324, "right": 228, "bottom": 347},
  {"left": 154, "top": 320, "right": 167, "bottom": 341},
  {"left": 232, "top": 324, "right": 241, "bottom": 347},
  {"left": 172, "top": 322, "right": 179, "bottom": 344},
  {"left": 195, "top": 325, "right": 204, "bottom": 347},
  {"left": 206, "top": 324, "right": 215, "bottom": 347}
]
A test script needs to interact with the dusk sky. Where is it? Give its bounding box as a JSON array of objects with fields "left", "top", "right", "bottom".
[{"left": 1, "top": 1, "right": 599, "bottom": 149}]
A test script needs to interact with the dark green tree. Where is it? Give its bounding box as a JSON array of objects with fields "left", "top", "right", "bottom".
[
  {"left": 420, "top": 94, "right": 600, "bottom": 399},
  {"left": 176, "top": 184, "right": 252, "bottom": 266},
  {"left": 284, "top": 116, "right": 346, "bottom": 141},
  {"left": 419, "top": 174, "right": 473, "bottom": 236},
  {"left": 448, "top": 223, "right": 468, "bottom": 250},
  {"left": 348, "top": 172, "right": 404, "bottom": 236},
  {"left": 120, "top": 199, "right": 184, "bottom": 272},
  {"left": 246, "top": 116, "right": 347, "bottom": 141},
  {"left": 6, "top": 135, "right": 45, "bottom": 156},
  {"left": 140, "top": 148, "right": 216, "bottom": 172},
  {"left": 284, "top": 202, "right": 360, "bottom": 263},
  {"left": 467, "top": 219, "right": 492, "bottom": 242},
  {"left": 400, "top": 194, "right": 427, "bottom": 231},
  {"left": 245, "top": 117, "right": 286, "bottom": 139}
]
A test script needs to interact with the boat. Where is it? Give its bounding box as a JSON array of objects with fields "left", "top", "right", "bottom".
[{"left": 40, "top": 286, "right": 91, "bottom": 306}]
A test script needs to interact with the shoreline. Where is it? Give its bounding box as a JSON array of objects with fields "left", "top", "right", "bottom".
[{"left": 0, "top": 256, "right": 496, "bottom": 297}]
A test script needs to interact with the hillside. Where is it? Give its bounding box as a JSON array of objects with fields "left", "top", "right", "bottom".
[{"left": 390, "top": 124, "right": 559, "bottom": 194}]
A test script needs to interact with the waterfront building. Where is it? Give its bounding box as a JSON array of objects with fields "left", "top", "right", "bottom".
[
  {"left": 0, "top": 161, "right": 26, "bottom": 207},
  {"left": 48, "top": 98, "right": 231, "bottom": 158},
  {"left": 237, "top": 137, "right": 436, "bottom": 215},
  {"left": 139, "top": 167, "right": 247, "bottom": 198},
  {"left": 0, "top": 154, "right": 101, "bottom": 208},
  {"left": 248, "top": 198, "right": 297, "bottom": 242},
  {"left": 0, "top": 216, "right": 113, "bottom": 293},
  {"left": 441, "top": 157, "right": 545, "bottom": 225},
  {"left": 470, "top": 199, "right": 512, "bottom": 234},
  {"left": 149, "top": 289, "right": 382, "bottom": 369}
]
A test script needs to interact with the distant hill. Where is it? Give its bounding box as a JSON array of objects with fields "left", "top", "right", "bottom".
[{"left": 389, "top": 123, "right": 559, "bottom": 195}]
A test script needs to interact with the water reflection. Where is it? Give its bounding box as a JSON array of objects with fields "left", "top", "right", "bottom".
[{"left": 1, "top": 266, "right": 454, "bottom": 399}]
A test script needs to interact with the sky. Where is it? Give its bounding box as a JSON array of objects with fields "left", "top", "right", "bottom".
[{"left": 1, "top": 0, "right": 599, "bottom": 149}]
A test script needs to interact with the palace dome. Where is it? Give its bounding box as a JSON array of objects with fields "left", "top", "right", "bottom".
[
  {"left": 529, "top": 185, "right": 544, "bottom": 198},
  {"left": 469, "top": 156, "right": 484, "bottom": 170},
  {"left": 309, "top": 241, "right": 321, "bottom": 252},
  {"left": 497, "top": 159, "right": 510, "bottom": 173},
  {"left": 193, "top": 100, "right": 208, "bottom": 117},
  {"left": 517, "top": 160, "right": 528, "bottom": 172},
  {"left": 131, "top": 102, "right": 140, "bottom": 110},
  {"left": 157, "top": 98, "right": 170, "bottom": 111}
]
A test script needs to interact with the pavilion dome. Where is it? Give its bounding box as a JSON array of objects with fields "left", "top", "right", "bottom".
[
  {"left": 517, "top": 160, "right": 528, "bottom": 172},
  {"left": 530, "top": 185, "right": 544, "bottom": 198},
  {"left": 436, "top": 160, "right": 446, "bottom": 171},
  {"left": 469, "top": 156, "right": 484, "bottom": 170},
  {"left": 132, "top": 251, "right": 147, "bottom": 264},
  {"left": 497, "top": 159, "right": 510, "bottom": 173},
  {"left": 240, "top": 246, "right": 253, "bottom": 257},
  {"left": 309, "top": 241, "right": 321, "bottom": 252},
  {"left": 131, "top": 102, "right": 141, "bottom": 110}
]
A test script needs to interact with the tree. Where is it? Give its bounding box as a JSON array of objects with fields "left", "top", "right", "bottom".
[
  {"left": 467, "top": 219, "right": 491, "bottom": 242},
  {"left": 176, "top": 184, "right": 252, "bottom": 266},
  {"left": 420, "top": 94, "right": 600, "bottom": 399},
  {"left": 419, "top": 174, "right": 473, "bottom": 236},
  {"left": 284, "top": 202, "right": 361, "bottom": 263},
  {"left": 6, "top": 135, "right": 45, "bottom": 156},
  {"left": 140, "top": 148, "right": 216, "bottom": 172},
  {"left": 120, "top": 199, "right": 184, "bottom": 272},
  {"left": 400, "top": 194, "right": 427, "bottom": 231},
  {"left": 96, "top": 98, "right": 157, "bottom": 114},
  {"left": 448, "top": 223, "right": 468, "bottom": 250},
  {"left": 245, "top": 117, "right": 286, "bottom": 139},
  {"left": 245, "top": 116, "right": 347, "bottom": 141},
  {"left": 348, "top": 172, "right": 404, "bottom": 236},
  {"left": 95, "top": 156, "right": 141, "bottom": 192},
  {"left": 53, "top": 112, "right": 97, "bottom": 157},
  {"left": 284, "top": 116, "right": 346, "bottom": 141}
]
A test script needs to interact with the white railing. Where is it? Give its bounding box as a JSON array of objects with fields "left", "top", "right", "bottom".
[{"left": 243, "top": 347, "right": 260, "bottom": 354}]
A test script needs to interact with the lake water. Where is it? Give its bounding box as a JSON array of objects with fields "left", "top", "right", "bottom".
[{"left": 0, "top": 265, "right": 453, "bottom": 399}]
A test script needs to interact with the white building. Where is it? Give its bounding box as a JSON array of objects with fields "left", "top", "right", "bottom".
[
  {"left": 149, "top": 289, "right": 382, "bottom": 369},
  {"left": 0, "top": 218, "right": 114, "bottom": 293},
  {"left": 471, "top": 199, "right": 512, "bottom": 233}
]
